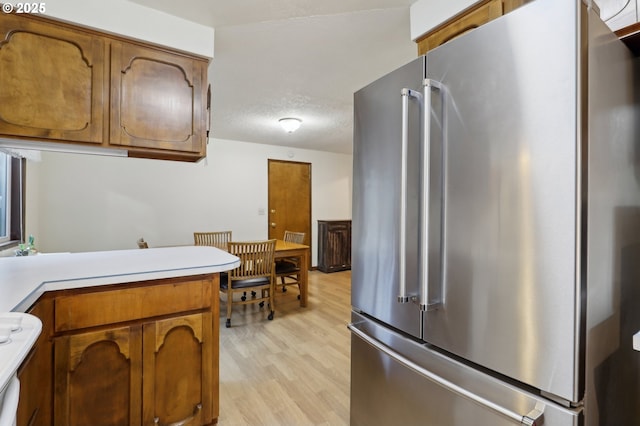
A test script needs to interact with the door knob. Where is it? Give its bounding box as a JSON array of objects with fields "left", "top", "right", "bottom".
[{"left": 271, "top": 222, "right": 276, "bottom": 228}]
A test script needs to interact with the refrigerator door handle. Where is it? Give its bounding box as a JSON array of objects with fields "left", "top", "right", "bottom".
[
  {"left": 420, "top": 79, "right": 443, "bottom": 311},
  {"left": 348, "top": 323, "right": 546, "bottom": 426},
  {"left": 398, "top": 87, "right": 422, "bottom": 303}
]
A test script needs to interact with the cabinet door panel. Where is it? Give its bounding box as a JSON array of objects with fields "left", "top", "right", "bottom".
[
  {"left": 54, "top": 326, "right": 142, "bottom": 426},
  {"left": 143, "top": 313, "right": 213, "bottom": 426},
  {"left": 110, "top": 42, "right": 206, "bottom": 154},
  {"left": 318, "top": 221, "right": 352, "bottom": 272},
  {"left": 0, "top": 14, "right": 104, "bottom": 142},
  {"left": 503, "top": 0, "right": 527, "bottom": 13}
]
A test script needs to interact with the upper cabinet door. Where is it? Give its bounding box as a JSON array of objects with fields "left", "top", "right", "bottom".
[
  {"left": 0, "top": 14, "right": 105, "bottom": 143},
  {"left": 110, "top": 42, "right": 207, "bottom": 155}
]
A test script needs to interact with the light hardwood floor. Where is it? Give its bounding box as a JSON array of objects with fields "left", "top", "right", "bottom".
[{"left": 218, "top": 270, "right": 352, "bottom": 425}]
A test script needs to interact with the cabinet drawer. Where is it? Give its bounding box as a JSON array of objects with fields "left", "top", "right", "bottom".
[{"left": 55, "top": 278, "right": 212, "bottom": 332}]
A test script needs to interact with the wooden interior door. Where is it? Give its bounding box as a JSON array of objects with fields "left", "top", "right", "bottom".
[{"left": 268, "top": 160, "right": 311, "bottom": 253}]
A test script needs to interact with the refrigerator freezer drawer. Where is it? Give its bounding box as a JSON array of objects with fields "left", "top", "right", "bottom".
[{"left": 349, "top": 313, "right": 581, "bottom": 426}]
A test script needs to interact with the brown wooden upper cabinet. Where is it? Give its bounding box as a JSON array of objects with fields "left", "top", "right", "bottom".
[
  {"left": 0, "top": 13, "right": 105, "bottom": 144},
  {"left": 110, "top": 42, "right": 207, "bottom": 159},
  {"left": 416, "top": 0, "right": 527, "bottom": 55},
  {"left": 0, "top": 13, "right": 209, "bottom": 162}
]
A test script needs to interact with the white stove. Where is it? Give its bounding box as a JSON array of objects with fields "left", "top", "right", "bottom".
[{"left": 0, "top": 313, "right": 41, "bottom": 426}]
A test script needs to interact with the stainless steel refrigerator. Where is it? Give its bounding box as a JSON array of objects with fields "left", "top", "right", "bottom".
[{"left": 350, "top": 0, "right": 640, "bottom": 425}]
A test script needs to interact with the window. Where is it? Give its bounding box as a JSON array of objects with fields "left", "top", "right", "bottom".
[{"left": 0, "top": 152, "right": 24, "bottom": 246}]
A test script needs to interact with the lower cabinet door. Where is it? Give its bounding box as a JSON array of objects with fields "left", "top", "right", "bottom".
[
  {"left": 54, "top": 326, "right": 143, "bottom": 426},
  {"left": 142, "top": 312, "right": 213, "bottom": 426},
  {"left": 54, "top": 313, "right": 212, "bottom": 426}
]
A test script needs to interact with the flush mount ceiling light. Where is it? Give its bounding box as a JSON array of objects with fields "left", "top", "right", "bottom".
[{"left": 279, "top": 117, "right": 302, "bottom": 133}]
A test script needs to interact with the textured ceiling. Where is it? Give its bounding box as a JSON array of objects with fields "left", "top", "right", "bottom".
[{"left": 127, "top": 0, "right": 417, "bottom": 154}]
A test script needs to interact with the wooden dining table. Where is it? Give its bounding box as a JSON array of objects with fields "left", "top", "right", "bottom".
[{"left": 273, "top": 239, "right": 310, "bottom": 307}]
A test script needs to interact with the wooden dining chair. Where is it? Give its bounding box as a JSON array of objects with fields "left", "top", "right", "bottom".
[
  {"left": 275, "top": 231, "right": 305, "bottom": 298},
  {"left": 137, "top": 237, "right": 149, "bottom": 249},
  {"left": 220, "top": 240, "right": 276, "bottom": 328},
  {"left": 193, "top": 231, "right": 232, "bottom": 249}
]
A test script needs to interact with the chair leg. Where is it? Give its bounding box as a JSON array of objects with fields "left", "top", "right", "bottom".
[
  {"left": 259, "top": 288, "right": 267, "bottom": 308},
  {"left": 268, "top": 280, "right": 275, "bottom": 320},
  {"left": 226, "top": 289, "right": 233, "bottom": 328},
  {"left": 241, "top": 290, "right": 256, "bottom": 301}
]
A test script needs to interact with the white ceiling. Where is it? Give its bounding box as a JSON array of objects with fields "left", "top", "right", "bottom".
[{"left": 127, "top": 0, "right": 418, "bottom": 154}]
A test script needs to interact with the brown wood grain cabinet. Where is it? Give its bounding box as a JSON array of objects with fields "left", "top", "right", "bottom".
[
  {"left": 318, "top": 220, "right": 351, "bottom": 273},
  {"left": 110, "top": 42, "right": 207, "bottom": 160},
  {"left": 416, "top": 0, "right": 527, "bottom": 55},
  {"left": 17, "top": 296, "right": 54, "bottom": 426},
  {"left": 17, "top": 274, "right": 220, "bottom": 426},
  {"left": 142, "top": 313, "right": 213, "bottom": 426},
  {"left": 54, "top": 325, "right": 143, "bottom": 426},
  {"left": 0, "top": 13, "right": 208, "bottom": 162},
  {"left": 0, "top": 13, "right": 106, "bottom": 144}
]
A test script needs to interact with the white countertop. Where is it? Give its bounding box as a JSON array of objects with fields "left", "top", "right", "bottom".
[{"left": 0, "top": 246, "right": 240, "bottom": 312}]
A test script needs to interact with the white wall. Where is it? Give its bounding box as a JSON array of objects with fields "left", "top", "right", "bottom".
[{"left": 25, "top": 139, "right": 352, "bottom": 267}]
